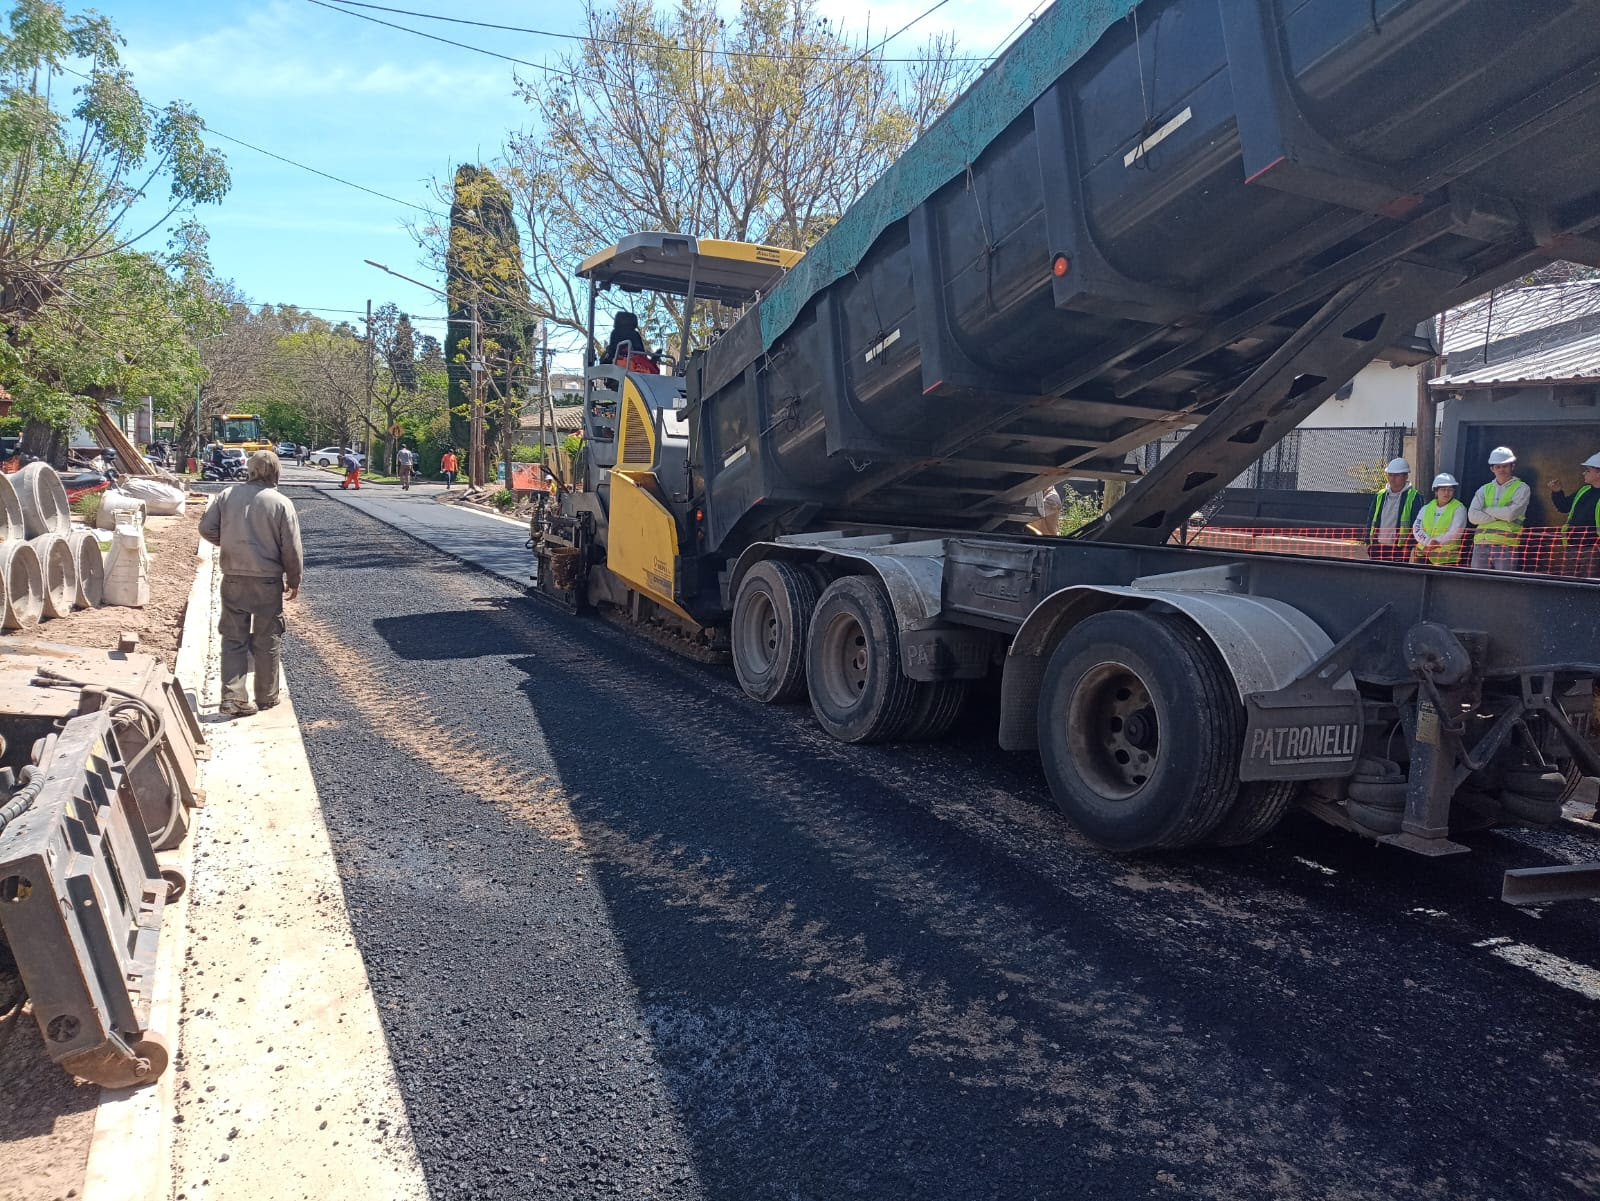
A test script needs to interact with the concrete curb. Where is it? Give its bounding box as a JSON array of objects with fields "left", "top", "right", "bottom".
[{"left": 79, "top": 539, "right": 216, "bottom": 1201}]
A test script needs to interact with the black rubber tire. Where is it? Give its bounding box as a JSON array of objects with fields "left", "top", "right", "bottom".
[
  {"left": 1209, "top": 780, "right": 1300, "bottom": 847},
  {"left": 1346, "top": 778, "right": 1408, "bottom": 808},
  {"left": 900, "top": 679, "right": 969, "bottom": 742},
  {"left": 1036, "top": 610, "right": 1240, "bottom": 852},
  {"left": 805, "top": 575, "right": 919, "bottom": 744},
  {"left": 1499, "top": 790, "right": 1564, "bottom": 824},
  {"left": 732, "top": 560, "right": 820, "bottom": 703},
  {"left": 1500, "top": 768, "right": 1570, "bottom": 801}
]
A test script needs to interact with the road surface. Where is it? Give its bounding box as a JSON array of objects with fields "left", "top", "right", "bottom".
[{"left": 278, "top": 484, "right": 1600, "bottom": 1201}]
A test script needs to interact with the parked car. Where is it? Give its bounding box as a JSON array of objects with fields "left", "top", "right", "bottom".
[
  {"left": 312, "top": 446, "right": 364, "bottom": 467},
  {"left": 275, "top": 441, "right": 298, "bottom": 458}
]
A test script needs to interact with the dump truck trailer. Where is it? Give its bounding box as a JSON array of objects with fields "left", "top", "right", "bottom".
[{"left": 532, "top": 0, "right": 1600, "bottom": 869}]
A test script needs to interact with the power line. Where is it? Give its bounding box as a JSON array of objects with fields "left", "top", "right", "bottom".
[
  {"left": 57, "top": 63, "right": 441, "bottom": 218},
  {"left": 322, "top": 0, "right": 986, "bottom": 63},
  {"left": 202, "top": 126, "right": 437, "bottom": 216}
]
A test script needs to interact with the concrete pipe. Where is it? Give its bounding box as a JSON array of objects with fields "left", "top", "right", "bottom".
[
  {"left": 0, "top": 540, "right": 44, "bottom": 630},
  {"left": 0, "top": 472, "right": 24, "bottom": 541},
  {"left": 70, "top": 530, "right": 104, "bottom": 608},
  {"left": 14, "top": 462, "right": 70, "bottom": 538},
  {"left": 31, "top": 533, "right": 77, "bottom": 619}
]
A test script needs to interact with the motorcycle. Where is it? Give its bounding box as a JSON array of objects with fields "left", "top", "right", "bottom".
[{"left": 200, "top": 460, "right": 244, "bottom": 483}]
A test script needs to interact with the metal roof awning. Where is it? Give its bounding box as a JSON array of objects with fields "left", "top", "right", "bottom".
[
  {"left": 1430, "top": 327, "right": 1600, "bottom": 388},
  {"left": 578, "top": 233, "right": 802, "bottom": 304}
]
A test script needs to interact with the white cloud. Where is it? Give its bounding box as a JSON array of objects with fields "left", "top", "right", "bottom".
[{"left": 123, "top": 1, "right": 498, "bottom": 102}]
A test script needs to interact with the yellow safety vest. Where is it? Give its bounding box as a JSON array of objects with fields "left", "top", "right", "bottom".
[
  {"left": 1416, "top": 499, "right": 1464, "bottom": 565},
  {"left": 1560, "top": 483, "right": 1599, "bottom": 545},
  {"left": 1474, "top": 479, "right": 1527, "bottom": 546}
]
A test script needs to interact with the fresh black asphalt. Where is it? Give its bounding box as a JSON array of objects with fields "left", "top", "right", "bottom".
[{"left": 281, "top": 488, "right": 1600, "bottom": 1201}]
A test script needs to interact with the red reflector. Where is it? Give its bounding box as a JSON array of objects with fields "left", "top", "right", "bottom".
[{"left": 1051, "top": 254, "right": 1070, "bottom": 278}]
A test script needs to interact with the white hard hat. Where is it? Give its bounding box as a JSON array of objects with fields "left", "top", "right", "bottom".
[
  {"left": 1432, "top": 473, "right": 1458, "bottom": 488},
  {"left": 1582, "top": 453, "right": 1600, "bottom": 469},
  {"left": 1385, "top": 458, "right": 1410, "bottom": 474},
  {"left": 1487, "top": 446, "right": 1517, "bottom": 465}
]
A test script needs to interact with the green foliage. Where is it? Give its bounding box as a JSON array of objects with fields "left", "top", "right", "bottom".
[
  {"left": 510, "top": 443, "right": 542, "bottom": 463},
  {"left": 70, "top": 489, "right": 100, "bottom": 524},
  {"left": 0, "top": 0, "right": 229, "bottom": 327},
  {"left": 1059, "top": 488, "right": 1104, "bottom": 537},
  {"left": 499, "top": 0, "right": 963, "bottom": 341},
  {"left": 488, "top": 487, "right": 516, "bottom": 511},
  {"left": 1348, "top": 459, "right": 1391, "bottom": 493},
  {"left": 561, "top": 433, "right": 583, "bottom": 460},
  {"left": 445, "top": 165, "right": 538, "bottom": 457},
  {"left": 0, "top": 2, "right": 228, "bottom": 447}
]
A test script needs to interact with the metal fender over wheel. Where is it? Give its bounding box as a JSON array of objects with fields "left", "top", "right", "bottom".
[
  {"left": 1037, "top": 610, "right": 1241, "bottom": 851},
  {"left": 806, "top": 575, "right": 918, "bottom": 743},
  {"left": 733, "top": 560, "right": 820, "bottom": 703}
]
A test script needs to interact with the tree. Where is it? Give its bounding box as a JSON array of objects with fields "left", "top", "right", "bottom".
[
  {"left": 497, "top": 0, "right": 962, "bottom": 340},
  {"left": 443, "top": 164, "right": 537, "bottom": 484},
  {"left": 0, "top": 1, "right": 229, "bottom": 454},
  {"left": 368, "top": 302, "right": 432, "bottom": 471},
  {"left": 0, "top": 0, "right": 228, "bottom": 324}
]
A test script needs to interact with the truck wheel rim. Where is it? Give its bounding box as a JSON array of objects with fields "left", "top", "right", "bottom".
[
  {"left": 1066, "top": 661, "right": 1158, "bottom": 801},
  {"left": 735, "top": 590, "right": 779, "bottom": 674},
  {"left": 817, "top": 610, "right": 870, "bottom": 708}
]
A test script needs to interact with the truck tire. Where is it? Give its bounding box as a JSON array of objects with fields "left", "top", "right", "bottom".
[
  {"left": 900, "top": 679, "right": 968, "bottom": 742},
  {"left": 806, "top": 575, "right": 918, "bottom": 743},
  {"left": 1209, "top": 780, "right": 1299, "bottom": 847},
  {"left": 1036, "top": 610, "right": 1240, "bottom": 851},
  {"left": 732, "top": 560, "right": 820, "bottom": 703}
]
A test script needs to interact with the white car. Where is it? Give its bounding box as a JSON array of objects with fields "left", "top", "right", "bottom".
[{"left": 312, "top": 447, "right": 364, "bottom": 468}]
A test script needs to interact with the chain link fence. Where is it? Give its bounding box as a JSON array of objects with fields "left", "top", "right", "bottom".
[{"left": 1137, "top": 426, "right": 1409, "bottom": 492}]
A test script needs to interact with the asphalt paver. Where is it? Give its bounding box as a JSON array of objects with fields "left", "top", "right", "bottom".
[{"left": 281, "top": 490, "right": 1600, "bottom": 1201}]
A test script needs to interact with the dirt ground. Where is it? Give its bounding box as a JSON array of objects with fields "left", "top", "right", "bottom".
[
  {"left": 0, "top": 500, "right": 205, "bottom": 1201},
  {"left": 18, "top": 506, "right": 205, "bottom": 668}
]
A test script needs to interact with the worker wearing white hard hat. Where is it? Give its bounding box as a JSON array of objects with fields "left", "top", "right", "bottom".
[
  {"left": 1548, "top": 451, "right": 1600, "bottom": 576},
  {"left": 1411, "top": 473, "right": 1466, "bottom": 566},
  {"left": 1366, "top": 456, "right": 1419, "bottom": 562},
  {"left": 1468, "top": 446, "right": 1529, "bottom": 571}
]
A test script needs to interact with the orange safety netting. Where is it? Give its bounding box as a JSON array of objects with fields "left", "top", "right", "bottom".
[{"left": 1169, "top": 525, "right": 1600, "bottom": 578}]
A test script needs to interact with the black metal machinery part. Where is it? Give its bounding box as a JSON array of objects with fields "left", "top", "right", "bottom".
[{"left": 0, "top": 708, "right": 169, "bottom": 1088}]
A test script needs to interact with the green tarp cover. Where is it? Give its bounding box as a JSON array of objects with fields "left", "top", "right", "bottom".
[{"left": 758, "top": 0, "right": 1136, "bottom": 351}]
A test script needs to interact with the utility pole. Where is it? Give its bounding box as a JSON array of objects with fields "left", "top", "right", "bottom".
[
  {"left": 469, "top": 297, "right": 485, "bottom": 488},
  {"left": 365, "top": 299, "right": 375, "bottom": 464}
]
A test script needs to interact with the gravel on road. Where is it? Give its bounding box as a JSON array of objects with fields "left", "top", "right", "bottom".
[{"left": 282, "top": 491, "right": 1600, "bottom": 1201}]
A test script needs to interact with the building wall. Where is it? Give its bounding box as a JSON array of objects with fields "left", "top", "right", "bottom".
[{"left": 1301, "top": 361, "right": 1425, "bottom": 429}]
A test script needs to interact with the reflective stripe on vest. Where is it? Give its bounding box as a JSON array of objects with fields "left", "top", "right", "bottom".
[
  {"left": 1560, "top": 483, "right": 1600, "bottom": 544},
  {"left": 1369, "top": 486, "right": 1418, "bottom": 536},
  {"left": 1418, "top": 500, "right": 1464, "bottom": 564},
  {"left": 1475, "top": 480, "right": 1526, "bottom": 546}
]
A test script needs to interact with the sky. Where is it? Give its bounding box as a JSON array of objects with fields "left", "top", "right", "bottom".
[{"left": 100, "top": 0, "right": 1048, "bottom": 362}]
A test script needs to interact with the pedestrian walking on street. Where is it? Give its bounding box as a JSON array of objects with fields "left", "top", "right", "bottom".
[
  {"left": 340, "top": 449, "right": 362, "bottom": 490},
  {"left": 1549, "top": 451, "right": 1600, "bottom": 576},
  {"left": 1367, "top": 457, "right": 1419, "bottom": 562},
  {"left": 1468, "top": 446, "right": 1529, "bottom": 571},
  {"left": 397, "top": 444, "right": 416, "bottom": 490},
  {"left": 297, "top": 444, "right": 309, "bottom": 467},
  {"left": 198, "top": 450, "right": 304, "bottom": 718},
  {"left": 441, "top": 448, "right": 458, "bottom": 489}
]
